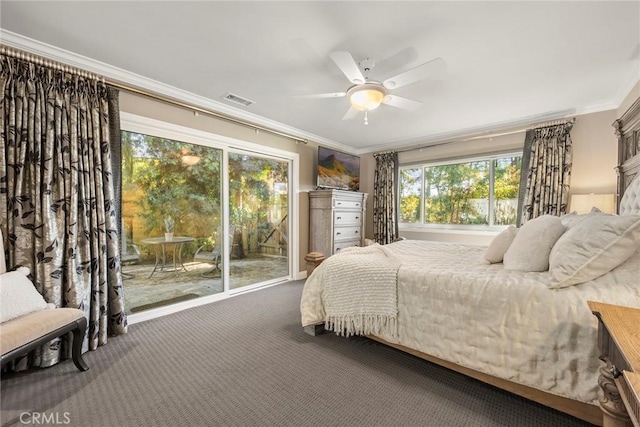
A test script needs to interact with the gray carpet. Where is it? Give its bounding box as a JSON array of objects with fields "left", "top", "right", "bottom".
[{"left": 1, "top": 280, "right": 592, "bottom": 427}]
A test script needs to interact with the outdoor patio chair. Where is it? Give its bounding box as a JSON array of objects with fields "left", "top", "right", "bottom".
[
  {"left": 121, "top": 220, "right": 142, "bottom": 279},
  {"left": 121, "top": 243, "right": 141, "bottom": 279},
  {"left": 193, "top": 226, "right": 235, "bottom": 277}
]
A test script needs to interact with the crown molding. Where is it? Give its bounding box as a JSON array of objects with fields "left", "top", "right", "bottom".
[{"left": 0, "top": 29, "right": 360, "bottom": 154}]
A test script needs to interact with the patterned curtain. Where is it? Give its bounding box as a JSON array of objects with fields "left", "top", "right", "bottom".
[
  {"left": 373, "top": 152, "right": 399, "bottom": 244},
  {"left": 0, "top": 54, "right": 127, "bottom": 368},
  {"left": 520, "top": 122, "right": 574, "bottom": 224}
]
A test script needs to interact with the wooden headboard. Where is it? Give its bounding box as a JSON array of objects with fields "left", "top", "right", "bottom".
[{"left": 613, "top": 97, "right": 640, "bottom": 211}]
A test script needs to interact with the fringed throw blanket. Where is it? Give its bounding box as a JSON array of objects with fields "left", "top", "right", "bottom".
[{"left": 322, "top": 244, "right": 402, "bottom": 337}]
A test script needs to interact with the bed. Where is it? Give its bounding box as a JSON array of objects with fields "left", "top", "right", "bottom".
[{"left": 301, "top": 103, "right": 640, "bottom": 426}]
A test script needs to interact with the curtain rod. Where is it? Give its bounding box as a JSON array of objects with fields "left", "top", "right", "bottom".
[
  {"left": 0, "top": 45, "right": 309, "bottom": 144},
  {"left": 393, "top": 117, "right": 576, "bottom": 154},
  {"left": 463, "top": 117, "right": 576, "bottom": 142},
  {"left": 530, "top": 117, "right": 576, "bottom": 129},
  {"left": 1, "top": 45, "right": 105, "bottom": 82}
]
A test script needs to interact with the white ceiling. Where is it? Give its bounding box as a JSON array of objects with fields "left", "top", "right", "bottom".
[{"left": 1, "top": 1, "right": 639, "bottom": 153}]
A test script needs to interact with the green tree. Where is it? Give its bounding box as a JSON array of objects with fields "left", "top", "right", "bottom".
[
  {"left": 122, "top": 132, "right": 222, "bottom": 245},
  {"left": 399, "top": 168, "right": 421, "bottom": 223},
  {"left": 228, "top": 153, "right": 288, "bottom": 255},
  {"left": 493, "top": 157, "right": 521, "bottom": 225},
  {"left": 424, "top": 161, "right": 489, "bottom": 225}
]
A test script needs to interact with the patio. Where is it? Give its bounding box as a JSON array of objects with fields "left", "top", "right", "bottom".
[{"left": 122, "top": 253, "right": 289, "bottom": 314}]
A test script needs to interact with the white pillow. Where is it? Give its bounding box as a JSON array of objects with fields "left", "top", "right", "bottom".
[
  {"left": 485, "top": 226, "right": 518, "bottom": 263},
  {"left": 561, "top": 211, "right": 613, "bottom": 229},
  {"left": 503, "top": 215, "right": 566, "bottom": 272},
  {"left": 548, "top": 214, "right": 640, "bottom": 288},
  {"left": 560, "top": 213, "right": 585, "bottom": 228},
  {"left": 0, "top": 267, "right": 49, "bottom": 323}
]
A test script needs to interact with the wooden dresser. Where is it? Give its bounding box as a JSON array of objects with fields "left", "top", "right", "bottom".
[
  {"left": 309, "top": 189, "right": 367, "bottom": 258},
  {"left": 588, "top": 301, "right": 640, "bottom": 427}
]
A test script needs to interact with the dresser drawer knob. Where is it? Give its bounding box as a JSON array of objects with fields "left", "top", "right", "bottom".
[
  {"left": 336, "top": 232, "right": 341, "bottom": 235},
  {"left": 337, "top": 216, "right": 342, "bottom": 220}
]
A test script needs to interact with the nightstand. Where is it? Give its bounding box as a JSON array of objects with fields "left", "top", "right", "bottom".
[{"left": 588, "top": 301, "right": 640, "bottom": 427}]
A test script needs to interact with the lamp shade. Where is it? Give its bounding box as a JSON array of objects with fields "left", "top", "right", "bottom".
[
  {"left": 347, "top": 83, "right": 386, "bottom": 111},
  {"left": 569, "top": 193, "right": 616, "bottom": 214}
]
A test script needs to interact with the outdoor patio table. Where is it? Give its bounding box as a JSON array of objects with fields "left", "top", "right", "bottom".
[{"left": 140, "top": 236, "right": 195, "bottom": 279}]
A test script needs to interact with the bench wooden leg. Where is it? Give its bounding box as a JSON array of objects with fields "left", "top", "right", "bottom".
[{"left": 71, "top": 317, "right": 89, "bottom": 372}]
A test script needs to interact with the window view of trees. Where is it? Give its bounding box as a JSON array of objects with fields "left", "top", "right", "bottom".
[
  {"left": 228, "top": 153, "right": 289, "bottom": 259},
  {"left": 424, "top": 161, "right": 489, "bottom": 224},
  {"left": 122, "top": 133, "right": 290, "bottom": 261},
  {"left": 122, "top": 131, "right": 222, "bottom": 254},
  {"left": 399, "top": 155, "right": 521, "bottom": 226},
  {"left": 493, "top": 157, "right": 522, "bottom": 225},
  {"left": 399, "top": 168, "right": 421, "bottom": 223}
]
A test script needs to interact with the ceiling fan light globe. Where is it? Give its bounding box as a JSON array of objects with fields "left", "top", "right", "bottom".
[{"left": 347, "top": 84, "right": 386, "bottom": 111}]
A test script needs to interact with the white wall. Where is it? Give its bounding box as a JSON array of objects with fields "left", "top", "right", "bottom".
[{"left": 569, "top": 110, "right": 618, "bottom": 195}]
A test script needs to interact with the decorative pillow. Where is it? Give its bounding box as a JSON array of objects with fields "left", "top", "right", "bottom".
[
  {"left": 0, "top": 267, "right": 49, "bottom": 323},
  {"left": 484, "top": 226, "right": 518, "bottom": 263},
  {"left": 548, "top": 214, "right": 640, "bottom": 288},
  {"left": 561, "top": 211, "right": 613, "bottom": 229},
  {"left": 503, "top": 215, "right": 566, "bottom": 272}
]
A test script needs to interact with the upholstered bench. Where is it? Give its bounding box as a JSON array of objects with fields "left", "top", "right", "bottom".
[
  {"left": 0, "top": 308, "right": 88, "bottom": 371},
  {"left": 0, "top": 263, "right": 89, "bottom": 372}
]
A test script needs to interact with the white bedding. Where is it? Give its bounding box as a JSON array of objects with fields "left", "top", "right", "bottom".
[{"left": 300, "top": 239, "right": 640, "bottom": 404}]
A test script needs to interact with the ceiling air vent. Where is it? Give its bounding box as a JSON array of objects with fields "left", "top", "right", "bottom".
[{"left": 223, "top": 92, "right": 255, "bottom": 107}]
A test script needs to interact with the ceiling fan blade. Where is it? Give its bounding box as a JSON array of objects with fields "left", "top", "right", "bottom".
[
  {"left": 295, "top": 92, "right": 346, "bottom": 99},
  {"left": 329, "top": 51, "right": 366, "bottom": 84},
  {"left": 382, "top": 57, "right": 446, "bottom": 89},
  {"left": 382, "top": 95, "right": 423, "bottom": 111},
  {"left": 342, "top": 107, "right": 359, "bottom": 120}
]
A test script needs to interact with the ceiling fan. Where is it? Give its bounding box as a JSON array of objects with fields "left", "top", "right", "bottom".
[{"left": 300, "top": 51, "right": 446, "bottom": 125}]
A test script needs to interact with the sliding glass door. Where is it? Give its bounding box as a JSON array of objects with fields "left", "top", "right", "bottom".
[
  {"left": 121, "top": 131, "right": 224, "bottom": 313},
  {"left": 120, "top": 126, "right": 293, "bottom": 314},
  {"left": 228, "top": 151, "right": 290, "bottom": 291}
]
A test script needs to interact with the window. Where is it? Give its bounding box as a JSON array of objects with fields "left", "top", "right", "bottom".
[{"left": 399, "top": 154, "right": 522, "bottom": 227}]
